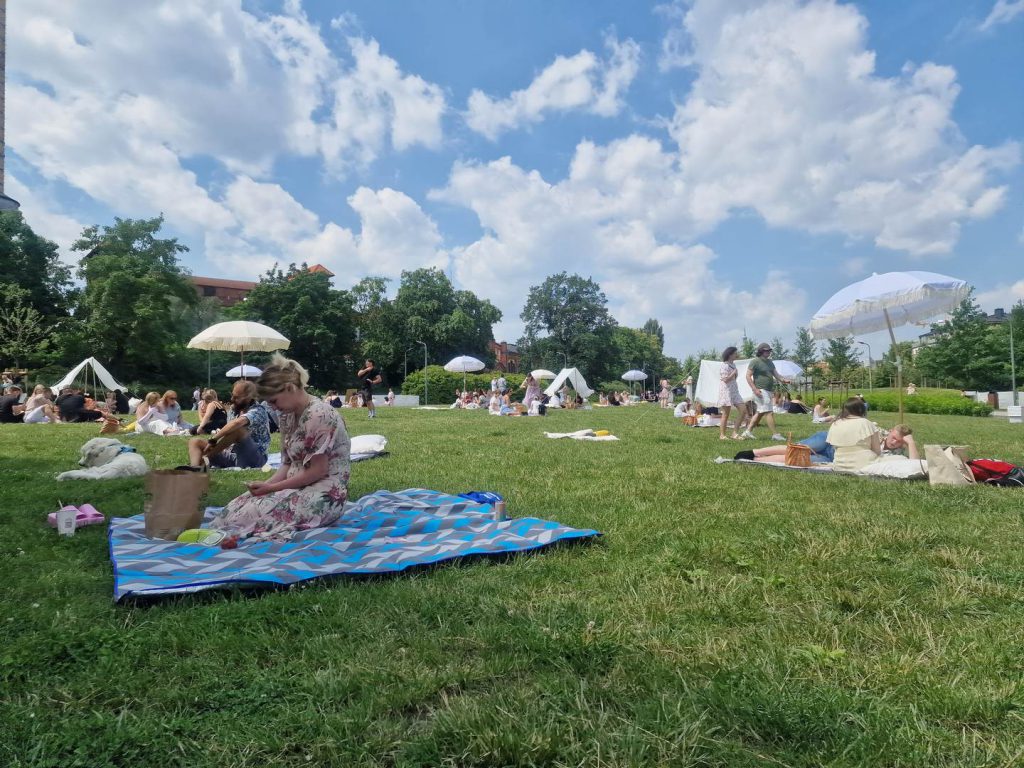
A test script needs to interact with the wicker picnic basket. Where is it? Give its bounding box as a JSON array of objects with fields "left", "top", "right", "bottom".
[{"left": 784, "top": 433, "right": 812, "bottom": 467}]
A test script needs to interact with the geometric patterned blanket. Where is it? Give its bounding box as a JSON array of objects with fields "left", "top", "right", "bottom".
[{"left": 108, "top": 488, "right": 600, "bottom": 601}]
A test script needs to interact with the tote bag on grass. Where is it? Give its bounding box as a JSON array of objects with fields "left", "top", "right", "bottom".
[{"left": 924, "top": 445, "right": 974, "bottom": 487}]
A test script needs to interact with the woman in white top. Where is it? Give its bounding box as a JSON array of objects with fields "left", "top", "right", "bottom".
[
  {"left": 23, "top": 385, "right": 60, "bottom": 423},
  {"left": 826, "top": 398, "right": 880, "bottom": 472},
  {"left": 812, "top": 397, "right": 835, "bottom": 424}
]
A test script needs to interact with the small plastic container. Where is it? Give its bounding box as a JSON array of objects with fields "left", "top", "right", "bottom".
[
  {"left": 492, "top": 500, "right": 507, "bottom": 522},
  {"left": 48, "top": 504, "right": 105, "bottom": 530}
]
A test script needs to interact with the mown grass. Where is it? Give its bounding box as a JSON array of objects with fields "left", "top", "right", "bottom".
[{"left": 2, "top": 406, "right": 1023, "bottom": 767}]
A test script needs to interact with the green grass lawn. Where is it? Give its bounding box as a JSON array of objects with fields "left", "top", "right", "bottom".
[{"left": 2, "top": 407, "right": 1024, "bottom": 767}]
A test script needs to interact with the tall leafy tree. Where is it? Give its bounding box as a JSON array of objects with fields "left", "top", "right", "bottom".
[
  {"left": 0, "top": 284, "right": 51, "bottom": 368},
  {"left": 231, "top": 264, "right": 356, "bottom": 388},
  {"left": 641, "top": 318, "right": 665, "bottom": 352},
  {"left": 916, "top": 294, "right": 1003, "bottom": 389},
  {"left": 520, "top": 272, "right": 617, "bottom": 381},
  {"left": 821, "top": 336, "right": 860, "bottom": 381},
  {"left": 740, "top": 335, "right": 757, "bottom": 358},
  {"left": 71, "top": 216, "right": 195, "bottom": 380},
  {"left": 770, "top": 336, "right": 791, "bottom": 359},
  {"left": 393, "top": 268, "right": 501, "bottom": 367},
  {"left": 0, "top": 211, "right": 74, "bottom": 318},
  {"left": 792, "top": 327, "right": 818, "bottom": 381}
]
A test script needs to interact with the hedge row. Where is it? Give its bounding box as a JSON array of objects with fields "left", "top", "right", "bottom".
[{"left": 857, "top": 389, "right": 993, "bottom": 416}]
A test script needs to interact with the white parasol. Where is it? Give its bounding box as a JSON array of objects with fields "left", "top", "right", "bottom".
[
  {"left": 772, "top": 360, "right": 803, "bottom": 378},
  {"left": 188, "top": 321, "right": 290, "bottom": 365},
  {"left": 531, "top": 369, "right": 557, "bottom": 379},
  {"left": 443, "top": 355, "right": 486, "bottom": 390},
  {"left": 225, "top": 364, "right": 262, "bottom": 379},
  {"left": 811, "top": 271, "right": 969, "bottom": 419}
]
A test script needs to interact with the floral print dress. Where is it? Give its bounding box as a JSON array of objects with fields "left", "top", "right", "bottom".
[
  {"left": 212, "top": 398, "right": 351, "bottom": 542},
  {"left": 718, "top": 361, "right": 744, "bottom": 407}
]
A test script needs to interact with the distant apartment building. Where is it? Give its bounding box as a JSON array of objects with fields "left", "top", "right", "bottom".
[
  {"left": 918, "top": 306, "right": 1010, "bottom": 347},
  {"left": 488, "top": 340, "right": 521, "bottom": 373}
]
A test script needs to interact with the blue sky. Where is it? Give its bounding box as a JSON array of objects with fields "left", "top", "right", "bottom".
[{"left": 7, "top": 0, "right": 1023, "bottom": 361}]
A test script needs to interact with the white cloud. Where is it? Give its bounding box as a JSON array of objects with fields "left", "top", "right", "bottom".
[
  {"left": 465, "top": 33, "right": 641, "bottom": 140},
  {"left": 976, "top": 280, "right": 1024, "bottom": 311},
  {"left": 666, "top": 0, "right": 1019, "bottom": 255},
  {"left": 979, "top": 0, "right": 1024, "bottom": 31},
  {"left": 840, "top": 257, "right": 870, "bottom": 278},
  {"left": 431, "top": 154, "right": 806, "bottom": 356},
  {"left": 4, "top": 175, "right": 86, "bottom": 259}
]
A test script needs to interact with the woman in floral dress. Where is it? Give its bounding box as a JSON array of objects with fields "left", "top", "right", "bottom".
[
  {"left": 717, "top": 346, "right": 745, "bottom": 441},
  {"left": 212, "top": 354, "right": 350, "bottom": 544}
]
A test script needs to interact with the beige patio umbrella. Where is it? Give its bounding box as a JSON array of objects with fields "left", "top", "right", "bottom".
[{"left": 188, "top": 321, "right": 290, "bottom": 385}]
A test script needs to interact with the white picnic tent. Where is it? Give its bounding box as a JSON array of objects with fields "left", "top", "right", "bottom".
[
  {"left": 543, "top": 367, "right": 594, "bottom": 399},
  {"left": 694, "top": 359, "right": 756, "bottom": 406},
  {"left": 50, "top": 357, "right": 129, "bottom": 395}
]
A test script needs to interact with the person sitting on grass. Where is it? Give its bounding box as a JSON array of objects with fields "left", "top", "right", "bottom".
[
  {"left": 159, "top": 390, "right": 193, "bottom": 431},
  {"left": 812, "top": 397, "right": 835, "bottom": 423},
  {"left": 135, "top": 391, "right": 187, "bottom": 436},
  {"left": 185, "top": 380, "right": 271, "bottom": 470},
  {"left": 22, "top": 385, "right": 61, "bottom": 423},
  {"left": 189, "top": 389, "right": 228, "bottom": 435},
  {"left": 206, "top": 354, "right": 350, "bottom": 545},
  {"left": 0, "top": 385, "right": 26, "bottom": 423}
]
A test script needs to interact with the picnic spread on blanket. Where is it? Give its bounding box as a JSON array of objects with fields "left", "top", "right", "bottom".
[
  {"left": 108, "top": 489, "right": 600, "bottom": 601},
  {"left": 544, "top": 429, "right": 619, "bottom": 441}
]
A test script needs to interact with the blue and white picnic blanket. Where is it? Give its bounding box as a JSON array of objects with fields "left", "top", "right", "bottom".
[{"left": 108, "top": 489, "right": 599, "bottom": 601}]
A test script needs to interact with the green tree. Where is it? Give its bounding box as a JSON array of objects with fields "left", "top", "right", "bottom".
[
  {"left": 642, "top": 318, "right": 665, "bottom": 352},
  {"left": 990, "top": 302, "right": 1024, "bottom": 391},
  {"left": 0, "top": 211, "right": 74, "bottom": 318},
  {"left": 792, "top": 327, "right": 818, "bottom": 383},
  {"left": 740, "top": 335, "right": 757, "bottom": 358},
  {"left": 70, "top": 216, "right": 196, "bottom": 380},
  {"left": 231, "top": 264, "right": 356, "bottom": 388},
  {"left": 821, "top": 336, "right": 860, "bottom": 381},
  {"left": 520, "top": 272, "right": 617, "bottom": 381},
  {"left": 771, "top": 336, "right": 791, "bottom": 359},
  {"left": 875, "top": 341, "right": 918, "bottom": 388},
  {"left": 0, "top": 284, "right": 51, "bottom": 368},
  {"left": 393, "top": 268, "right": 501, "bottom": 368},
  {"left": 916, "top": 294, "right": 1004, "bottom": 389}
]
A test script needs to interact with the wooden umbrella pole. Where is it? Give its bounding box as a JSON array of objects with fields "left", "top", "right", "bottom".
[{"left": 883, "top": 308, "right": 903, "bottom": 422}]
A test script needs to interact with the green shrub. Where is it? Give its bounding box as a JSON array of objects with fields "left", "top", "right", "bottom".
[
  {"left": 401, "top": 366, "right": 525, "bottom": 404},
  {"left": 858, "top": 388, "right": 993, "bottom": 416}
]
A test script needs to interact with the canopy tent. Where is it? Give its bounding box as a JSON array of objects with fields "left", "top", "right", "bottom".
[
  {"left": 50, "top": 357, "right": 129, "bottom": 395},
  {"left": 543, "top": 368, "right": 594, "bottom": 399},
  {"left": 226, "top": 364, "right": 262, "bottom": 378},
  {"left": 694, "top": 359, "right": 756, "bottom": 406}
]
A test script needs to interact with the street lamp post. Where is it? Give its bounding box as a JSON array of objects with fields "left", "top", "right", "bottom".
[
  {"left": 403, "top": 347, "right": 416, "bottom": 380},
  {"left": 416, "top": 341, "right": 428, "bottom": 405},
  {"left": 558, "top": 351, "right": 568, "bottom": 370},
  {"left": 1011, "top": 318, "right": 1017, "bottom": 406},
  {"left": 857, "top": 341, "right": 873, "bottom": 390}
]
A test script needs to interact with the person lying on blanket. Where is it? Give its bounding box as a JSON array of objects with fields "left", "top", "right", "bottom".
[
  {"left": 208, "top": 354, "right": 351, "bottom": 545},
  {"left": 737, "top": 412, "right": 918, "bottom": 467}
]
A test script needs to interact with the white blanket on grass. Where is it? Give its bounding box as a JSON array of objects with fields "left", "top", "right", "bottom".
[{"left": 544, "top": 429, "right": 619, "bottom": 441}]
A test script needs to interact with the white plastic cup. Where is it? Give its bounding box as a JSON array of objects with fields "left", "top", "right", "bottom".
[
  {"left": 56, "top": 507, "right": 77, "bottom": 537},
  {"left": 492, "top": 500, "right": 507, "bottom": 522}
]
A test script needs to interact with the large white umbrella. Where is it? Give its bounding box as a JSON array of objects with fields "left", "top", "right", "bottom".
[
  {"left": 443, "top": 355, "right": 486, "bottom": 390},
  {"left": 531, "top": 368, "right": 557, "bottom": 379},
  {"left": 188, "top": 321, "right": 290, "bottom": 362},
  {"left": 621, "top": 369, "right": 647, "bottom": 381},
  {"left": 226, "top": 364, "right": 262, "bottom": 379},
  {"left": 811, "top": 271, "right": 969, "bottom": 419},
  {"left": 773, "top": 360, "right": 803, "bottom": 378}
]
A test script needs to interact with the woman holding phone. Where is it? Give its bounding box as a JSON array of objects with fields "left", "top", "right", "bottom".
[{"left": 210, "top": 354, "right": 351, "bottom": 544}]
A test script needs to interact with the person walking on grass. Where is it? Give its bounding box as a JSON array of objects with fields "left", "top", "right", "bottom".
[
  {"left": 743, "top": 342, "right": 788, "bottom": 441},
  {"left": 357, "top": 359, "right": 382, "bottom": 419},
  {"left": 717, "top": 347, "right": 745, "bottom": 441}
]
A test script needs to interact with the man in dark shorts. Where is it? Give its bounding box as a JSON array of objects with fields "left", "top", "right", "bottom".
[
  {"left": 55, "top": 387, "right": 104, "bottom": 423},
  {"left": 356, "top": 359, "right": 382, "bottom": 419},
  {"left": 0, "top": 386, "right": 25, "bottom": 423}
]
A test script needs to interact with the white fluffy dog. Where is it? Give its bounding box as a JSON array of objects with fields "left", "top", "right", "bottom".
[{"left": 57, "top": 438, "right": 149, "bottom": 481}]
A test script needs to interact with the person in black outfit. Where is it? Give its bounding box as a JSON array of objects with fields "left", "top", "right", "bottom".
[
  {"left": 56, "top": 388, "right": 104, "bottom": 423},
  {"left": 112, "top": 389, "right": 131, "bottom": 415},
  {"left": 0, "top": 386, "right": 25, "bottom": 423},
  {"left": 356, "top": 359, "right": 382, "bottom": 419}
]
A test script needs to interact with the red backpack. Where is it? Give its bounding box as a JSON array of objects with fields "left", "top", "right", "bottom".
[{"left": 967, "top": 459, "right": 1024, "bottom": 487}]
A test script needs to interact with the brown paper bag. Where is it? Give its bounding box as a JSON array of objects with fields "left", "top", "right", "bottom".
[
  {"left": 143, "top": 470, "right": 209, "bottom": 540},
  {"left": 924, "top": 445, "right": 974, "bottom": 486}
]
